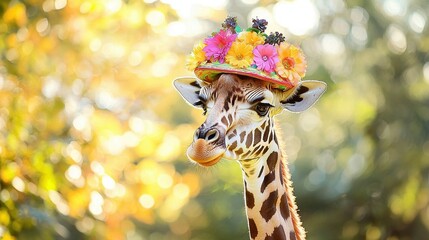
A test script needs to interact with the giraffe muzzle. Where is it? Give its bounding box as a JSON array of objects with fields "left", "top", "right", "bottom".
[{"left": 187, "top": 127, "right": 226, "bottom": 167}]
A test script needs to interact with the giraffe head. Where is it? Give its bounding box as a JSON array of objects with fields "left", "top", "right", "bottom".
[{"left": 174, "top": 74, "right": 326, "bottom": 166}]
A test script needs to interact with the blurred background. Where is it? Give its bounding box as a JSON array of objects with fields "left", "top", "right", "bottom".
[{"left": 0, "top": 0, "right": 428, "bottom": 239}]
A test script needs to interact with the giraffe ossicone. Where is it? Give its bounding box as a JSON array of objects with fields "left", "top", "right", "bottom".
[{"left": 174, "top": 17, "right": 327, "bottom": 240}]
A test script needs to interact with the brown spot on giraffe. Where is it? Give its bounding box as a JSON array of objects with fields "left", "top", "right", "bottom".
[
  {"left": 229, "top": 141, "right": 237, "bottom": 151},
  {"left": 260, "top": 170, "right": 275, "bottom": 193},
  {"left": 249, "top": 218, "right": 258, "bottom": 239},
  {"left": 265, "top": 225, "right": 287, "bottom": 240},
  {"left": 260, "top": 190, "right": 278, "bottom": 222},
  {"left": 280, "top": 193, "right": 290, "bottom": 219},
  {"left": 240, "top": 131, "right": 246, "bottom": 142},
  {"left": 260, "top": 120, "right": 267, "bottom": 131},
  {"left": 246, "top": 189, "right": 255, "bottom": 209},
  {"left": 267, "top": 151, "right": 278, "bottom": 172},
  {"left": 221, "top": 116, "right": 228, "bottom": 126},
  {"left": 246, "top": 132, "right": 253, "bottom": 148},
  {"left": 290, "top": 231, "right": 297, "bottom": 240},
  {"left": 254, "top": 128, "right": 262, "bottom": 143}
]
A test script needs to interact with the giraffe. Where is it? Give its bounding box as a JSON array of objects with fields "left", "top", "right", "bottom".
[{"left": 174, "top": 73, "right": 326, "bottom": 240}]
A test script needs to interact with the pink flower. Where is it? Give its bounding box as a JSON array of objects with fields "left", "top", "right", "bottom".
[
  {"left": 203, "top": 29, "right": 237, "bottom": 63},
  {"left": 253, "top": 44, "right": 279, "bottom": 73}
]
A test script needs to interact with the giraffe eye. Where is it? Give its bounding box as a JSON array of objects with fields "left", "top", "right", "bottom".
[{"left": 254, "top": 103, "right": 272, "bottom": 116}]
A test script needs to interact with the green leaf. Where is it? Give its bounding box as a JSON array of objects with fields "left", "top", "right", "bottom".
[{"left": 235, "top": 25, "right": 242, "bottom": 33}]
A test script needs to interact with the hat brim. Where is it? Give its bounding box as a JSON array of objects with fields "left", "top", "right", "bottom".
[{"left": 194, "top": 63, "right": 294, "bottom": 89}]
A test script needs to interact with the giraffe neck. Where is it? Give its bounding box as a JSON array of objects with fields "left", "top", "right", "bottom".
[{"left": 239, "top": 130, "right": 304, "bottom": 240}]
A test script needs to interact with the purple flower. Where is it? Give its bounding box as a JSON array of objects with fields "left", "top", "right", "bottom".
[
  {"left": 253, "top": 44, "right": 279, "bottom": 73},
  {"left": 203, "top": 29, "right": 237, "bottom": 63}
]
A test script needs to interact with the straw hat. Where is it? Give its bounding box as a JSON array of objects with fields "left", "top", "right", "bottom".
[{"left": 186, "top": 17, "right": 308, "bottom": 90}]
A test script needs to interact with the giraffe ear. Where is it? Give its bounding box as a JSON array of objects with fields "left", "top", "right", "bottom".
[
  {"left": 280, "top": 80, "right": 327, "bottom": 112},
  {"left": 173, "top": 77, "right": 205, "bottom": 108}
]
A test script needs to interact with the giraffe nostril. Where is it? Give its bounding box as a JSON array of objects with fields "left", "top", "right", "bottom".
[{"left": 205, "top": 129, "right": 219, "bottom": 143}]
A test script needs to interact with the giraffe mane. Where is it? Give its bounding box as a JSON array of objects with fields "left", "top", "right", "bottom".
[{"left": 274, "top": 118, "right": 306, "bottom": 240}]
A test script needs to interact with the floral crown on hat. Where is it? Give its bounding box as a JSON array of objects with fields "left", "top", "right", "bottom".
[{"left": 186, "top": 16, "right": 307, "bottom": 90}]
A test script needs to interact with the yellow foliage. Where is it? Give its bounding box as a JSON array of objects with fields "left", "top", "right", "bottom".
[
  {"left": 0, "top": 209, "right": 11, "bottom": 225},
  {"left": 3, "top": 3, "right": 27, "bottom": 27}
]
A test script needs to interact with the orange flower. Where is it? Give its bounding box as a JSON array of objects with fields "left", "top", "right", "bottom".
[{"left": 275, "top": 42, "right": 307, "bottom": 86}]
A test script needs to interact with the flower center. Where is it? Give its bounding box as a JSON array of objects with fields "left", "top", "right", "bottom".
[
  {"left": 282, "top": 57, "right": 295, "bottom": 69},
  {"left": 236, "top": 54, "right": 243, "bottom": 60},
  {"left": 262, "top": 56, "right": 268, "bottom": 61}
]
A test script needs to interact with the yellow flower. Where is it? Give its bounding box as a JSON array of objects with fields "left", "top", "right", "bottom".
[
  {"left": 237, "top": 31, "right": 265, "bottom": 47},
  {"left": 275, "top": 42, "right": 307, "bottom": 86},
  {"left": 225, "top": 41, "right": 254, "bottom": 68},
  {"left": 186, "top": 41, "right": 206, "bottom": 71}
]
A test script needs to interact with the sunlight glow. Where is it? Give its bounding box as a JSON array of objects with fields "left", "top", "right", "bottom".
[
  {"left": 241, "top": 0, "right": 259, "bottom": 5},
  {"left": 36, "top": 18, "right": 49, "bottom": 34},
  {"left": 139, "top": 194, "right": 155, "bottom": 209},
  {"left": 102, "top": 135, "right": 125, "bottom": 155},
  {"left": 89, "top": 191, "right": 104, "bottom": 216},
  {"left": 54, "top": 0, "right": 67, "bottom": 10},
  {"left": 274, "top": 0, "right": 319, "bottom": 36},
  {"left": 66, "top": 164, "right": 82, "bottom": 180},
  {"left": 105, "top": 0, "right": 122, "bottom": 14},
  {"left": 42, "top": 76, "right": 60, "bottom": 99},
  {"left": 101, "top": 42, "right": 126, "bottom": 60},
  {"left": 66, "top": 141, "right": 83, "bottom": 164},
  {"left": 65, "top": 164, "right": 85, "bottom": 187},
  {"left": 331, "top": 18, "right": 350, "bottom": 35},
  {"left": 173, "top": 183, "right": 190, "bottom": 199},
  {"left": 146, "top": 10, "right": 165, "bottom": 27},
  {"left": 423, "top": 62, "right": 429, "bottom": 84},
  {"left": 299, "top": 109, "right": 321, "bottom": 132},
  {"left": 351, "top": 25, "right": 368, "bottom": 46},
  {"left": 12, "top": 177, "right": 25, "bottom": 192},
  {"left": 49, "top": 190, "right": 70, "bottom": 215},
  {"left": 128, "top": 51, "right": 143, "bottom": 66},
  {"left": 72, "top": 114, "right": 89, "bottom": 132},
  {"left": 75, "top": 217, "right": 94, "bottom": 234},
  {"left": 123, "top": 131, "right": 140, "bottom": 147},
  {"left": 409, "top": 11, "right": 426, "bottom": 33},
  {"left": 157, "top": 173, "right": 173, "bottom": 189},
  {"left": 156, "top": 133, "right": 181, "bottom": 161},
  {"left": 381, "top": 0, "right": 407, "bottom": 17},
  {"left": 162, "top": 0, "right": 228, "bottom": 18},
  {"left": 320, "top": 34, "right": 345, "bottom": 56},
  {"left": 89, "top": 38, "right": 102, "bottom": 52},
  {"left": 43, "top": 0, "right": 54, "bottom": 12},
  {"left": 124, "top": 8, "right": 143, "bottom": 27},
  {"left": 90, "top": 161, "right": 105, "bottom": 175},
  {"left": 345, "top": 154, "right": 366, "bottom": 178},
  {"left": 102, "top": 175, "right": 116, "bottom": 190},
  {"left": 386, "top": 25, "right": 407, "bottom": 54}
]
